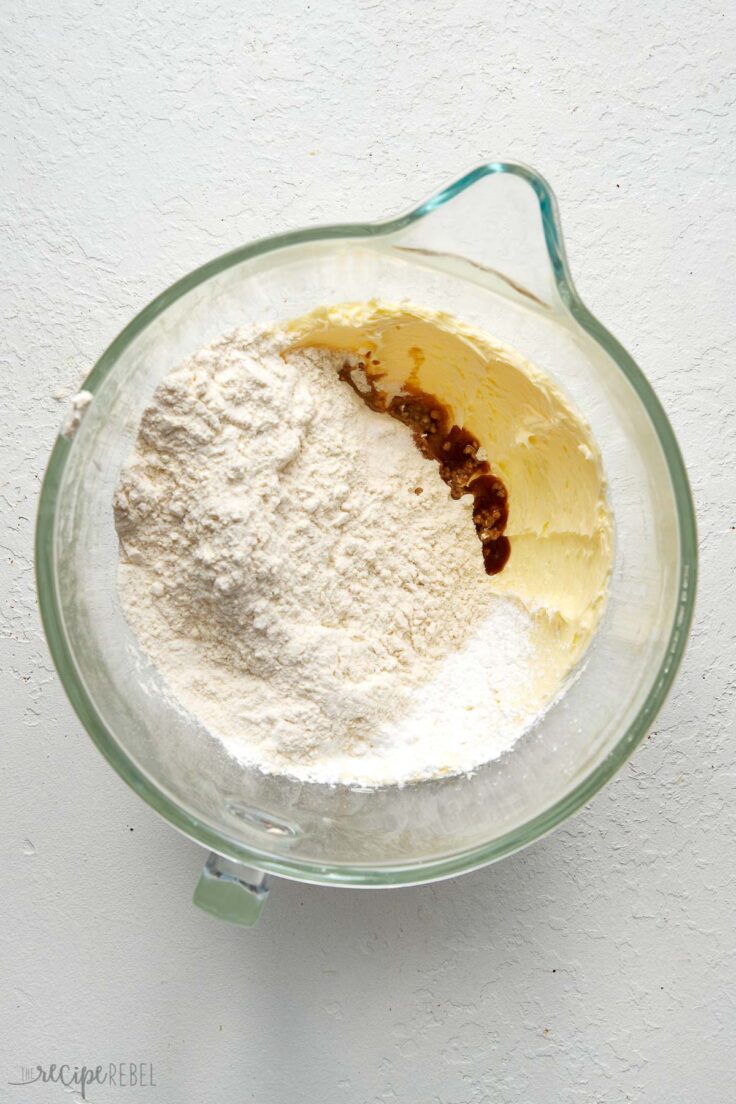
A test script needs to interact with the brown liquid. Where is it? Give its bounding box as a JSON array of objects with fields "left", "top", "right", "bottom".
[{"left": 338, "top": 358, "right": 510, "bottom": 575}]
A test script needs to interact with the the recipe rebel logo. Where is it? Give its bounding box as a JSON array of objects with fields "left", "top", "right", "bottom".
[{"left": 8, "top": 1061, "right": 156, "bottom": 1098}]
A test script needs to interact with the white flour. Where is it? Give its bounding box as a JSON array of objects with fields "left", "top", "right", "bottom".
[{"left": 114, "top": 327, "right": 541, "bottom": 786}]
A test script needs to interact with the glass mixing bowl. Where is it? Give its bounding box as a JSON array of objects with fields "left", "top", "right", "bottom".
[{"left": 36, "top": 163, "right": 696, "bottom": 925}]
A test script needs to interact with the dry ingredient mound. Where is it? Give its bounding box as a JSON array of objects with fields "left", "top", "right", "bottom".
[{"left": 114, "top": 326, "right": 540, "bottom": 786}]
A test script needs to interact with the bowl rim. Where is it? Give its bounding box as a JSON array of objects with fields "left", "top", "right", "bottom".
[{"left": 35, "top": 161, "right": 698, "bottom": 887}]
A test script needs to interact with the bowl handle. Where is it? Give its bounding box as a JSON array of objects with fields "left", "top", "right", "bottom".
[{"left": 193, "top": 852, "right": 270, "bottom": 926}]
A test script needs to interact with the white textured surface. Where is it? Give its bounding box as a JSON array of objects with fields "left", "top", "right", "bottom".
[{"left": 1, "top": 1, "right": 734, "bottom": 1101}]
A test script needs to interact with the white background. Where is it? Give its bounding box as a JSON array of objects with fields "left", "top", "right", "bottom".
[{"left": 2, "top": 2, "right": 735, "bottom": 1101}]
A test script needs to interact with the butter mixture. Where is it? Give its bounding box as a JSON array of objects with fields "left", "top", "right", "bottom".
[
  {"left": 287, "top": 302, "right": 612, "bottom": 654},
  {"left": 114, "top": 302, "right": 612, "bottom": 786}
]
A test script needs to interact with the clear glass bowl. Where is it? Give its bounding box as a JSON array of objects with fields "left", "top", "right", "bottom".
[{"left": 35, "top": 163, "right": 696, "bottom": 920}]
